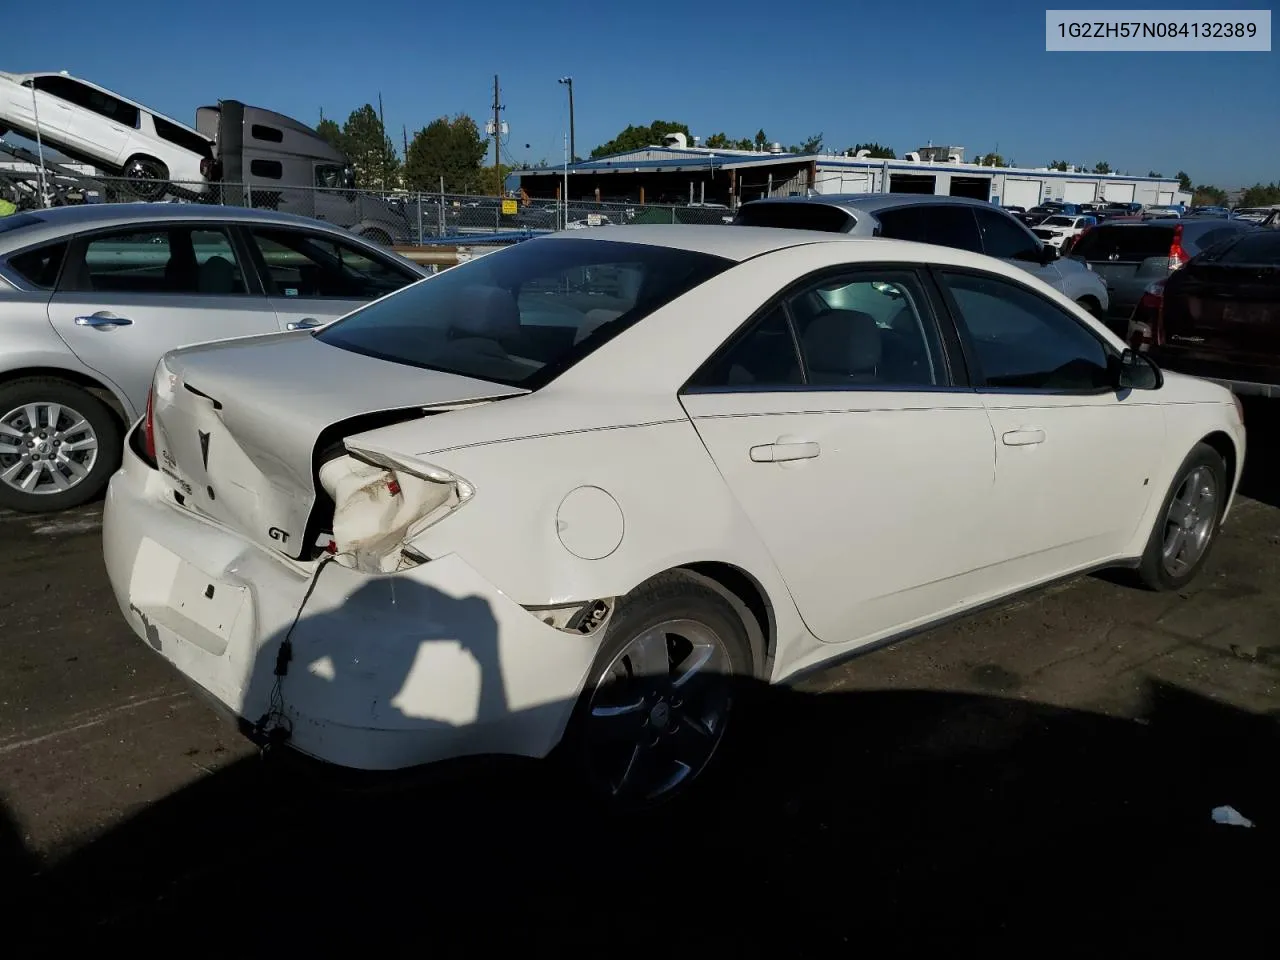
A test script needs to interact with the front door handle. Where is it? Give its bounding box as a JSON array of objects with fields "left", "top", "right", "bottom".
[
  {"left": 750, "top": 441, "right": 820, "bottom": 463},
  {"left": 74, "top": 312, "right": 132, "bottom": 328},
  {"left": 1002, "top": 428, "right": 1046, "bottom": 446},
  {"left": 286, "top": 317, "right": 322, "bottom": 331}
]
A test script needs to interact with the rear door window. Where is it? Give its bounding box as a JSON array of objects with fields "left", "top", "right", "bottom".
[
  {"left": 67, "top": 226, "right": 248, "bottom": 295},
  {"left": 879, "top": 205, "right": 982, "bottom": 253},
  {"left": 733, "top": 203, "right": 856, "bottom": 232},
  {"left": 974, "top": 207, "right": 1040, "bottom": 259},
  {"left": 1070, "top": 226, "right": 1173, "bottom": 262},
  {"left": 1197, "top": 230, "right": 1280, "bottom": 264}
]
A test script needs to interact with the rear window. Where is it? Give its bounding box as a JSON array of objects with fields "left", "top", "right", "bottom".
[
  {"left": 152, "top": 115, "right": 213, "bottom": 158},
  {"left": 1198, "top": 230, "right": 1280, "bottom": 265},
  {"left": 315, "top": 238, "right": 734, "bottom": 390},
  {"left": 1070, "top": 225, "right": 1172, "bottom": 262},
  {"left": 734, "top": 203, "right": 855, "bottom": 233}
]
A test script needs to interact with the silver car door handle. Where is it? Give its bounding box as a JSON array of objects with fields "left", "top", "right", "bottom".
[
  {"left": 750, "top": 441, "right": 821, "bottom": 463},
  {"left": 1002, "top": 428, "right": 1046, "bottom": 446},
  {"left": 74, "top": 313, "right": 132, "bottom": 328},
  {"left": 286, "top": 317, "right": 322, "bottom": 330}
]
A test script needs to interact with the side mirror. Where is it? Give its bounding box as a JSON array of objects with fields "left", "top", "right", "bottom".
[
  {"left": 1115, "top": 348, "right": 1163, "bottom": 391},
  {"left": 1039, "top": 243, "right": 1059, "bottom": 263}
]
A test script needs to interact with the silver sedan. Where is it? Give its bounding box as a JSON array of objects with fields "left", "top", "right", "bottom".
[{"left": 0, "top": 203, "right": 429, "bottom": 513}]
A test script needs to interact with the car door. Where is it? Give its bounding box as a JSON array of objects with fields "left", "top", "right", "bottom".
[
  {"left": 46, "top": 223, "right": 280, "bottom": 414},
  {"left": 23, "top": 76, "right": 73, "bottom": 140},
  {"left": 240, "top": 225, "right": 424, "bottom": 330},
  {"left": 972, "top": 205, "right": 1063, "bottom": 289},
  {"left": 679, "top": 266, "right": 1002, "bottom": 646},
  {"left": 933, "top": 267, "right": 1166, "bottom": 583}
]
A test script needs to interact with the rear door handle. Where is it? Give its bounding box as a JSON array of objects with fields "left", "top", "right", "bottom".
[
  {"left": 74, "top": 313, "right": 132, "bottom": 328},
  {"left": 750, "top": 441, "right": 820, "bottom": 463},
  {"left": 286, "top": 317, "right": 322, "bottom": 331},
  {"left": 1002, "top": 428, "right": 1046, "bottom": 446}
]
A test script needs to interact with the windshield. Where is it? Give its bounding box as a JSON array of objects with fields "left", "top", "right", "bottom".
[
  {"left": 1042, "top": 216, "right": 1075, "bottom": 227},
  {"left": 315, "top": 237, "right": 734, "bottom": 389}
]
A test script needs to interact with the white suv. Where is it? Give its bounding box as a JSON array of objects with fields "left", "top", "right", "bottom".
[{"left": 0, "top": 70, "right": 213, "bottom": 196}]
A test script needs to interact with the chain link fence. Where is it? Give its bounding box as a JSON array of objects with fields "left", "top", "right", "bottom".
[{"left": 0, "top": 169, "right": 737, "bottom": 247}]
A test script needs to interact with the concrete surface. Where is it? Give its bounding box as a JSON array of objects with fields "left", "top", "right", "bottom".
[{"left": 3, "top": 401, "right": 1279, "bottom": 951}]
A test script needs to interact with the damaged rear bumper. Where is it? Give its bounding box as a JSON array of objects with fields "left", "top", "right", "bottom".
[{"left": 102, "top": 423, "right": 602, "bottom": 772}]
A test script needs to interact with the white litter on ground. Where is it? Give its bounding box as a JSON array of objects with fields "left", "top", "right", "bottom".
[{"left": 1211, "top": 806, "right": 1255, "bottom": 828}]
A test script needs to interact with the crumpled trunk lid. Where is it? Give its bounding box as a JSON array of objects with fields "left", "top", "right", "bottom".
[{"left": 150, "top": 331, "right": 524, "bottom": 560}]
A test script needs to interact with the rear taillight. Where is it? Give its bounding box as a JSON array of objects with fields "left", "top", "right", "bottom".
[
  {"left": 143, "top": 386, "right": 157, "bottom": 463},
  {"left": 1169, "top": 223, "right": 1189, "bottom": 271}
]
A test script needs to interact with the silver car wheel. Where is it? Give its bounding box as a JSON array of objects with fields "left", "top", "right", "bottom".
[
  {"left": 585, "top": 617, "right": 733, "bottom": 802},
  {"left": 0, "top": 401, "right": 100, "bottom": 496},
  {"left": 1161, "top": 464, "right": 1218, "bottom": 577}
]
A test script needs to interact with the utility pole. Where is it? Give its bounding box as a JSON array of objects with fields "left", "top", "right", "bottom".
[
  {"left": 377, "top": 92, "right": 387, "bottom": 191},
  {"left": 558, "top": 76, "right": 575, "bottom": 162},
  {"left": 492, "top": 74, "right": 502, "bottom": 193}
]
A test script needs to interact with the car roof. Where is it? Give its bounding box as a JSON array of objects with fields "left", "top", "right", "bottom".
[
  {"left": 530, "top": 224, "right": 1049, "bottom": 279},
  {"left": 0, "top": 203, "right": 368, "bottom": 251},
  {"left": 542, "top": 223, "right": 862, "bottom": 261},
  {"left": 740, "top": 193, "right": 1005, "bottom": 216},
  {"left": 2, "top": 71, "right": 208, "bottom": 138}
]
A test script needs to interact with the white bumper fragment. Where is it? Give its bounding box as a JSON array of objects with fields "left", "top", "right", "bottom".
[{"left": 102, "top": 426, "right": 601, "bottom": 771}]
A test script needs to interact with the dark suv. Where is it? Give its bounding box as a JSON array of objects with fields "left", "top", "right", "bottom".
[{"left": 1068, "top": 218, "right": 1259, "bottom": 332}]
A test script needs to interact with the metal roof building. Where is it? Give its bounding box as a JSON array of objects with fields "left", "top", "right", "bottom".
[{"left": 514, "top": 137, "right": 1192, "bottom": 210}]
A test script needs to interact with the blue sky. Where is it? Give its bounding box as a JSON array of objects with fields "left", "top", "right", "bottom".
[{"left": 7, "top": 0, "right": 1278, "bottom": 186}]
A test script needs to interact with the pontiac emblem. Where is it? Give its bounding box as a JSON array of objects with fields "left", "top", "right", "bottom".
[{"left": 198, "top": 430, "right": 210, "bottom": 470}]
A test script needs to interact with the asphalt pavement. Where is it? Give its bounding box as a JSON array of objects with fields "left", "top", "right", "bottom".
[{"left": 3, "top": 401, "right": 1279, "bottom": 952}]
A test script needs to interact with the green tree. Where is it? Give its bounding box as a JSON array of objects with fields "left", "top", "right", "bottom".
[
  {"left": 590, "top": 121, "right": 690, "bottom": 158},
  {"left": 1176, "top": 170, "right": 1193, "bottom": 191},
  {"left": 1092, "top": 161, "right": 1112, "bottom": 174},
  {"left": 789, "top": 133, "right": 823, "bottom": 154},
  {"left": 317, "top": 115, "right": 345, "bottom": 154},
  {"left": 1147, "top": 170, "right": 1163, "bottom": 178},
  {"left": 1192, "top": 184, "right": 1228, "bottom": 206},
  {"left": 1240, "top": 182, "right": 1280, "bottom": 206},
  {"left": 341, "top": 104, "right": 400, "bottom": 190},
  {"left": 975, "top": 152, "right": 1006, "bottom": 167},
  {"left": 1049, "top": 160, "right": 1071, "bottom": 171},
  {"left": 754, "top": 129, "right": 769, "bottom": 149},
  {"left": 403, "top": 114, "right": 488, "bottom": 194},
  {"left": 704, "top": 132, "right": 731, "bottom": 149},
  {"left": 847, "top": 142, "right": 896, "bottom": 159}
]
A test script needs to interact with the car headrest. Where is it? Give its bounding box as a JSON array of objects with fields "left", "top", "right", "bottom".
[
  {"left": 198, "top": 256, "right": 237, "bottom": 294},
  {"left": 449, "top": 285, "right": 521, "bottom": 341},
  {"left": 802, "top": 308, "right": 881, "bottom": 375}
]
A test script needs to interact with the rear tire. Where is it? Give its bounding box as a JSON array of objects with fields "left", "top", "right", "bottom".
[
  {"left": 1137, "top": 442, "right": 1228, "bottom": 592},
  {"left": 556, "top": 570, "right": 755, "bottom": 812},
  {"left": 1076, "top": 296, "right": 1102, "bottom": 318},
  {"left": 0, "top": 378, "right": 122, "bottom": 513},
  {"left": 122, "top": 155, "right": 169, "bottom": 201}
]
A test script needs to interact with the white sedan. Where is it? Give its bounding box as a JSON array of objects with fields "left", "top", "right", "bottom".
[{"left": 102, "top": 225, "right": 1247, "bottom": 804}]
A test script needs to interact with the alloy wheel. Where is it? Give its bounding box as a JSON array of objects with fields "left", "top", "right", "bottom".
[
  {"left": 585, "top": 618, "right": 734, "bottom": 803},
  {"left": 1161, "top": 464, "right": 1218, "bottom": 577},
  {"left": 0, "top": 402, "right": 100, "bottom": 496}
]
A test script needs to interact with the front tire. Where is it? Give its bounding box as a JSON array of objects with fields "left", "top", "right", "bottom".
[
  {"left": 1138, "top": 442, "right": 1228, "bottom": 591},
  {"left": 559, "top": 571, "right": 755, "bottom": 810},
  {"left": 0, "top": 378, "right": 122, "bottom": 513}
]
